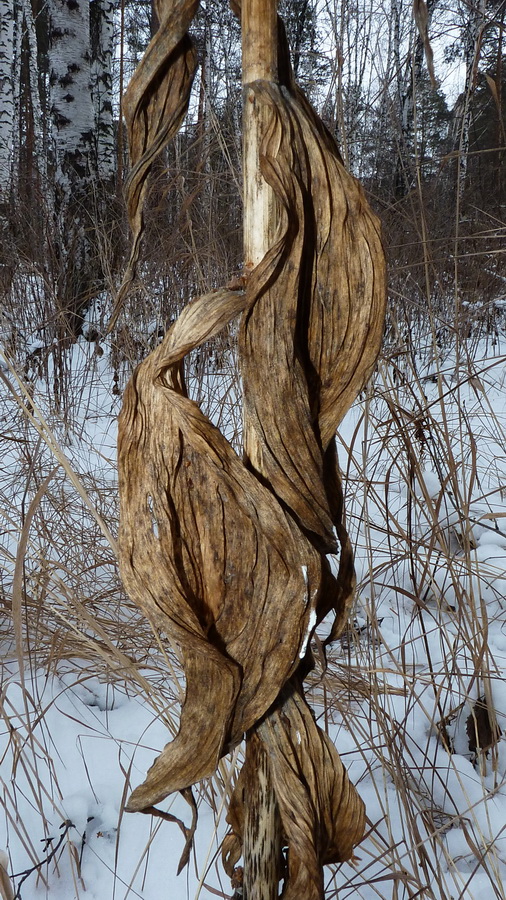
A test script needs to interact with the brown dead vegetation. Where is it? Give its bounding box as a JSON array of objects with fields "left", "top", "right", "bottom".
[{"left": 115, "top": 1, "right": 386, "bottom": 896}]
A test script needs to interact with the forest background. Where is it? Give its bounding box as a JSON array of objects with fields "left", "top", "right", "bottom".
[{"left": 1, "top": 0, "right": 505, "bottom": 361}]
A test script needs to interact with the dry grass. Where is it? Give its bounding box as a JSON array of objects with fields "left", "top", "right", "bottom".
[
  {"left": 2, "top": 266, "right": 506, "bottom": 898},
  {"left": 320, "top": 306, "right": 506, "bottom": 899}
]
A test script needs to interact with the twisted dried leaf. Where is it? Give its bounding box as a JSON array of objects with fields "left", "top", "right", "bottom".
[
  {"left": 119, "top": 290, "right": 325, "bottom": 810},
  {"left": 116, "top": 1, "right": 386, "bottom": 891},
  {"left": 241, "top": 78, "right": 385, "bottom": 552},
  {"left": 224, "top": 681, "right": 365, "bottom": 900},
  {"left": 141, "top": 787, "right": 197, "bottom": 874},
  {"left": 108, "top": 0, "right": 200, "bottom": 332}
]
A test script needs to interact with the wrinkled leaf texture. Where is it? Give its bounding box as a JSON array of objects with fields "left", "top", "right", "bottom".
[{"left": 116, "top": 1, "right": 386, "bottom": 896}]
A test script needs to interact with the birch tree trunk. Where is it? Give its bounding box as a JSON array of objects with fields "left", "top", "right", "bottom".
[
  {"left": 90, "top": 0, "right": 117, "bottom": 184},
  {"left": 0, "top": 0, "right": 16, "bottom": 201},
  {"left": 48, "top": 0, "right": 95, "bottom": 202},
  {"left": 19, "top": 0, "right": 48, "bottom": 198},
  {"left": 47, "top": 0, "right": 99, "bottom": 342},
  {"left": 455, "top": 0, "right": 487, "bottom": 204},
  {"left": 391, "top": 0, "right": 436, "bottom": 196}
]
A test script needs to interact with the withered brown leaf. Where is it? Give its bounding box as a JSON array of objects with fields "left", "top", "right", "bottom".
[{"left": 116, "top": 1, "right": 386, "bottom": 894}]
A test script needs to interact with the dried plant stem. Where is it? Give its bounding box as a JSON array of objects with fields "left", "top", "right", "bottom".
[
  {"left": 243, "top": 732, "right": 283, "bottom": 900},
  {"left": 241, "top": 0, "right": 281, "bottom": 896},
  {"left": 241, "top": 0, "right": 277, "bottom": 270},
  {"left": 117, "top": 0, "right": 382, "bottom": 892}
]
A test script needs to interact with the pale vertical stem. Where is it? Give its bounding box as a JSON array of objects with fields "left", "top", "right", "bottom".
[
  {"left": 240, "top": 0, "right": 279, "bottom": 470},
  {"left": 241, "top": 0, "right": 278, "bottom": 268},
  {"left": 241, "top": 2, "right": 281, "bottom": 898},
  {"left": 243, "top": 731, "right": 283, "bottom": 900}
]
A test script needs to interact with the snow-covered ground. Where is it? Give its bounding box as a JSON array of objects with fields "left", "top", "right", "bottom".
[{"left": 1, "top": 323, "right": 506, "bottom": 899}]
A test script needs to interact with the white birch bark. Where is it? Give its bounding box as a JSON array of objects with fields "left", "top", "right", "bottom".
[
  {"left": 22, "top": 0, "right": 47, "bottom": 186},
  {"left": 390, "top": 0, "right": 436, "bottom": 193},
  {"left": 8, "top": 0, "right": 23, "bottom": 197},
  {"left": 455, "top": 0, "right": 487, "bottom": 203},
  {"left": 47, "top": 0, "right": 99, "bottom": 342},
  {"left": 0, "top": 0, "right": 16, "bottom": 197},
  {"left": 90, "top": 0, "right": 116, "bottom": 183},
  {"left": 47, "top": 0, "right": 95, "bottom": 201}
]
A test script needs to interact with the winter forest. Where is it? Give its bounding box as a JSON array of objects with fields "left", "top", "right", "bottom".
[{"left": 1, "top": 0, "right": 506, "bottom": 898}]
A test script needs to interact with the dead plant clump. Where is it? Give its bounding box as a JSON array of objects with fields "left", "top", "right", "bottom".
[{"left": 112, "top": 0, "right": 386, "bottom": 896}]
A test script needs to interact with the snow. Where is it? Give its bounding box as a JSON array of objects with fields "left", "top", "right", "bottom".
[
  {"left": 0, "top": 663, "right": 232, "bottom": 899},
  {"left": 299, "top": 608, "right": 317, "bottom": 659},
  {"left": 3, "top": 327, "right": 506, "bottom": 898}
]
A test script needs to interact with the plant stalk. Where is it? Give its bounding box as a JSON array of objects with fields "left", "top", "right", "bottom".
[
  {"left": 242, "top": 0, "right": 278, "bottom": 269},
  {"left": 241, "top": 1, "right": 282, "bottom": 897},
  {"left": 243, "top": 730, "right": 283, "bottom": 900}
]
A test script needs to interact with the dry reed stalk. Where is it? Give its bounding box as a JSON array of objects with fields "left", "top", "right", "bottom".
[{"left": 240, "top": 2, "right": 283, "bottom": 894}]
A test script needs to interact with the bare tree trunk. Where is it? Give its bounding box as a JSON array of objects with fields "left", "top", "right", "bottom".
[
  {"left": 47, "top": 0, "right": 97, "bottom": 343},
  {"left": 90, "top": 0, "right": 117, "bottom": 184},
  {"left": 0, "top": 0, "right": 16, "bottom": 201},
  {"left": 48, "top": 0, "right": 95, "bottom": 201},
  {"left": 455, "top": 0, "right": 487, "bottom": 205},
  {"left": 20, "top": 0, "right": 47, "bottom": 196},
  {"left": 391, "top": 0, "right": 436, "bottom": 196}
]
